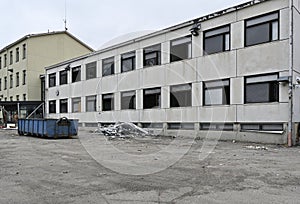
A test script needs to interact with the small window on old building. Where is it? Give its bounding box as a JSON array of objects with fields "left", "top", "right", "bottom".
[
  {"left": 86, "top": 61, "right": 97, "bottom": 80},
  {"left": 121, "top": 51, "right": 136, "bottom": 73},
  {"left": 22, "top": 44, "right": 26, "bottom": 59},
  {"left": 4, "top": 76, "right": 7, "bottom": 90},
  {"left": 86, "top": 95, "right": 97, "bottom": 112},
  {"left": 170, "top": 84, "right": 192, "bottom": 108},
  {"left": 143, "top": 44, "right": 161, "bottom": 67},
  {"left": 22, "top": 70, "right": 26, "bottom": 85},
  {"left": 143, "top": 87, "right": 161, "bottom": 109},
  {"left": 49, "top": 100, "right": 56, "bottom": 114},
  {"left": 9, "top": 75, "right": 13, "bottom": 88},
  {"left": 60, "top": 70, "right": 68, "bottom": 85},
  {"left": 72, "top": 97, "right": 81, "bottom": 113},
  {"left": 16, "top": 47, "right": 20, "bottom": 62},
  {"left": 121, "top": 91, "right": 136, "bottom": 110},
  {"left": 102, "top": 93, "right": 114, "bottom": 111},
  {"left": 49, "top": 73, "right": 56, "bottom": 88},
  {"left": 16, "top": 72, "right": 19, "bottom": 87},
  {"left": 204, "top": 25, "right": 230, "bottom": 55},
  {"left": 204, "top": 79, "right": 230, "bottom": 106},
  {"left": 245, "top": 12, "right": 279, "bottom": 47},
  {"left": 60, "top": 99, "right": 68, "bottom": 113},
  {"left": 102, "top": 57, "right": 114, "bottom": 77},
  {"left": 9, "top": 51, "right": 13, "bottom": 65},
  {"left": 245, "top": 73, "right": 279, "bottom": 103},
  {"left": 170, "top": 36, "right": 192, "bottom": 62},
  {"left": 72, "top": 66, "right": 81, "bottom": 83}
]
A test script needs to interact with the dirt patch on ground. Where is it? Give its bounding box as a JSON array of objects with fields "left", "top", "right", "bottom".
[{"left": 0, "top": 130, "right": 299, "bottom": 203}]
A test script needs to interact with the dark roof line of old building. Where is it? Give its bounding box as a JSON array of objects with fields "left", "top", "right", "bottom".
[{"left": 0, "top": 31, "right": 94, "bottom": 53}]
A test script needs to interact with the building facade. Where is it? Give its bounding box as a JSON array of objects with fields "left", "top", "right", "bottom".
[
  {"left": 0, "top": 31, "right": 94, "bottom": 125},
  {"left": 45, "top": 0, "right": 300, "bottom": 145}
]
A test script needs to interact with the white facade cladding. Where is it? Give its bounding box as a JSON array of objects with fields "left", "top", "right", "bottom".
[{"left": 45, "top": 0, "right": 300, "bottom": 144}]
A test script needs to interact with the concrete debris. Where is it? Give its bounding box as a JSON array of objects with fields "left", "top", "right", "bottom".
[
  {"left": 245, "top": 145, "right": 269, "bottom": 151},
  {"left": 96, "top": 122, "right": 150, "bottom": 138}
]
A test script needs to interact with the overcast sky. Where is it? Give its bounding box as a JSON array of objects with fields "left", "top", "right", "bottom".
[{"left": 0, "top": 0, "right": 248, "bottom": 50}]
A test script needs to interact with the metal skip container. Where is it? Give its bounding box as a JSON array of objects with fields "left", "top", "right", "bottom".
[{"left": 18, "top": 117, "right": 79, "bottom": 138}]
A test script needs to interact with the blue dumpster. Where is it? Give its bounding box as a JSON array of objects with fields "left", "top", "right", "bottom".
[{"left": 18, "top": 117, "right": 79, "bottom": 138}]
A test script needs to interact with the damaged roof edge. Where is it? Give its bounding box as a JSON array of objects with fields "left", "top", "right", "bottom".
[{"left": 45, "top": 0, "right": 268, "bottom": 70}]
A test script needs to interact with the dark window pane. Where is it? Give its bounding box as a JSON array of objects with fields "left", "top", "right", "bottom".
[
  {"left": 143, "top": 88, "right": 161, "bottom": 109},
  {"left": 72, "top": 67, "right": 81, "bottom": 83},
  {"left": 121, "top": 91, "right": 136, "bottom": 110},
  {"left": 102, "top": 94, "right": 114, "bottom": 111},
  {"left": 102, "top": 57, "right": 114, "bottom": 77},
  {"left": 60, "top": 70, "right": 68, "bottom": 85},
  {"left": 204, "top": 35, "right": 224, "bottom": 55},
  {"left": 246, "top": 23, "right": 270, "bottom": 46},
  {"left": 170, "top": 36, "right": 192, "bottom": 62},
  {"left": 246, "top": 82, "right": 278, "bottom": 103},
  {"left": 86, "top": 62, "right": 97, "bottom": 80},
  {"left": 170, "top": 84, "right": 192, "bottom": 108}
]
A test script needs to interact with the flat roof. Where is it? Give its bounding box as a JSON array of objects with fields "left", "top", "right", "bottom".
[{"left": 45, "top": 0, "right": 268, "bottom": 70}]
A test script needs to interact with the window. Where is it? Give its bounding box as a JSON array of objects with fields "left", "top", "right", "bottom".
[
  {"left": 60, "top": 99, "right": 68, "bottom": 113},
  {"left": 0, "top": 78, "right": 1, "bottom": 91},
  {"left": 49, "top": 100, "right": 56, "bottom": 114},
  {"left": 204, "top": 25, "right": 230, "bottom": 55},
  {"left": 49, "top": 73, "right": 56, "bottom": 88},
  {"left": 102, "top": 57, "right": 114, "bottom": 77},
  {"left": 22, "top": 44, "right": 26, "bottom": 59},
  {"left": 204, "top": 79, "right": 230, "bottom": 106},
  {"left": 60, "top": 70, "right": 68, "bottom": 85},
  {"left": 86, "top": 61, "right": 97, "bottom": 80},
  {"left": 245, "top": 12, "right": 279, "bottom": 47},
  {"left": 143, "top": 44, "right": 161, "bottom": 67},
  {"left": 10, "top": 96, "right": 13, "bottom": 101},
  {"left": 22, "top": 70, "right": 26, "bottom": 85},
  {"left": 168, "top": 123, "right": 195, "bottom": 130},
  {"left": 102, "top": 93, "right": 114, "bottom": 111},
  {"left": 16, "top": 72, "right": 19, "bottom": 87},
  {"left": 200, "top": 123, "right": 234, "bottom": 131},
  {"left": 142, "top": 123, "right": 164, "bottom": 129},
  {"left": 16, "top": 95, "right": 19, "bottom": 101},
  {"left": 9, "top": 51, "right": 13, "bottom": 65},
  {"left": 170, "top": 84, "right": 192, "bottom": 108},
  {"left": 86, "top": 95, "right": 97, "bottom": 112},
  {"left": 72, "top": 97, "right": 81, "bottom": 113},
  {"left": 245, "top": 74, "right": 279, "bottom": 103},
  {"left": 170, "top": 36, "right": 192, "bottom": 62},
  {"left": 4, "top": 54, "right": 7, "bottom": 67},
  {"left": 16, "top": 48, "right": 20, "bottom": 62},
  {"left": 23, "top": 94, "right": 26, "bottom": 101},
  {"left": 121, "top": 51, "right": 136, "bottom": 73},
  {"left": 121, "top": 91, "right": 136, "bottom": 110},
  {"left": 9, "top": 75, "right": 13, "bottom": 88},
  {"left": 4, "top": 77, "right": 7, "bottom": 90},
  {"left": 0, "top": 57, "right": 2, "bottom": 69},
  {"left": 143, "top": 87, "right": 161, "bottom": 109},
  {"left": 241, "top": 124, "right": 283, "bottom": 132},
  {"left": 72, "top": 66, "right": 81, "bottom": 83}
]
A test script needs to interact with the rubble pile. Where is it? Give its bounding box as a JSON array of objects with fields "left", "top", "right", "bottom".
[{"left": 96, "top": 122, "right": 150, "bottom": 138}]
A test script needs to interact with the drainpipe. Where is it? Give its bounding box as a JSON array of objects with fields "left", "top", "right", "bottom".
[{"left": 288, "top": 0, "right": 294, "bottom": 147}]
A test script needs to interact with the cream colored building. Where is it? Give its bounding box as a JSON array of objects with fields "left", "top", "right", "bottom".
[{"left": 0, "top": 31, "right": 93, "bottom": 102}]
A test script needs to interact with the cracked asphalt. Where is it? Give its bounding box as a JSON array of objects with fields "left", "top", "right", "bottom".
[{"left": 0, "top": 129, "right": 300, "bottom": 204}]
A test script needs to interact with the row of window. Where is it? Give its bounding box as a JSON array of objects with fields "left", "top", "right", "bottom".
[
  {"left": 0, "top": 94, "right": 27, "bottom": 102},
  {"left": 81, "top": 122, "right": 283, "bottom": 132},
  {"left": 0, "top": 44, "right": 27, "bottom": 69},
  {"left": 48, "top": 11, "right": 280, "bottom": 86},
  {"left": 0, "top": 71, "right": 26, "bottom": 91},
  {"left": 49, "top": 73, "right": 280, "bottom": 114}
]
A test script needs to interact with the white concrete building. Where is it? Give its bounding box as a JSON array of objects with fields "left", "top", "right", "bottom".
[{"left": 45, "top": 0, "right": 300, "bottom": 145}]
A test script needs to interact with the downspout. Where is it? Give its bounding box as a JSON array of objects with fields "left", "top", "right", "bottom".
[{"left": 288, "top": 0, "right": 294, "bottom": 147}]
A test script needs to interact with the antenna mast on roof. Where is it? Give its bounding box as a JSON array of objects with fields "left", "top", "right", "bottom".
[{"left": 63, "top": 0, "right": 68, "bottom": 31}]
